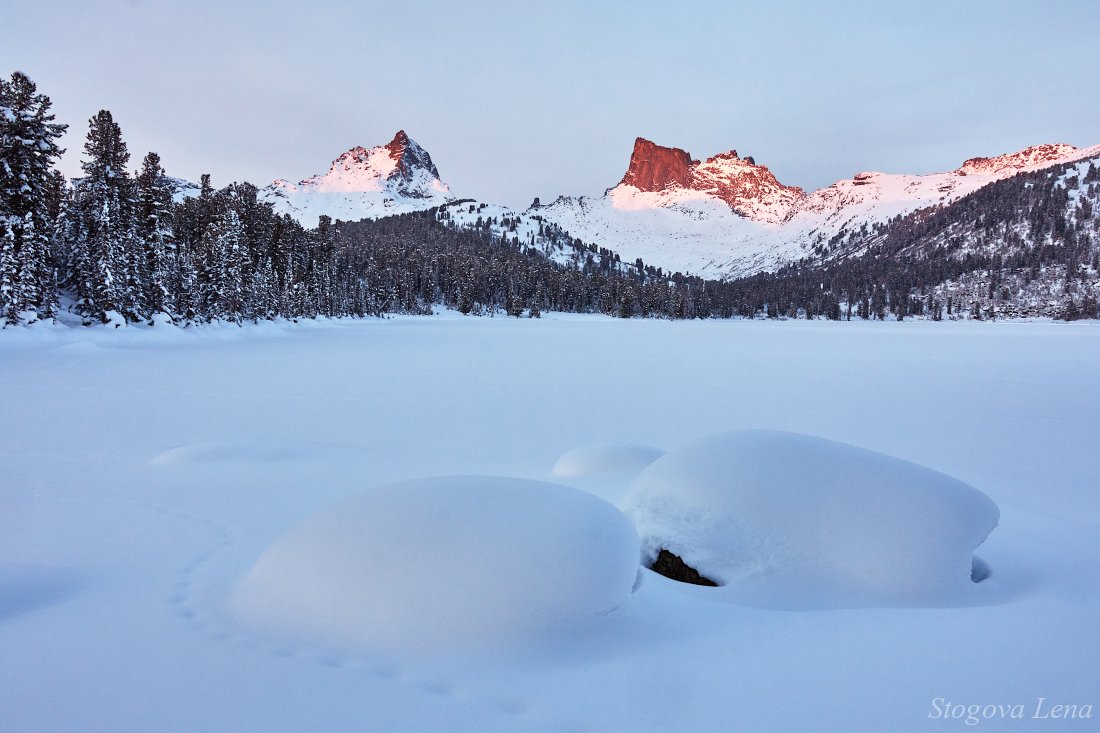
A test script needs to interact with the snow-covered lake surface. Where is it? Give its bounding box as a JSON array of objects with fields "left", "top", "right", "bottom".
[{"left": 2, "top": 314, "right": 1098, "bottom": 732}]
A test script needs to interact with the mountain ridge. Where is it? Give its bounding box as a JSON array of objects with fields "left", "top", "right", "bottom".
[
  {"left": 534, "top": 137, "right": 1100, "bottom": 278},
  {"left": 249, "top": 131, "right": 1098, "bottom": 281}
]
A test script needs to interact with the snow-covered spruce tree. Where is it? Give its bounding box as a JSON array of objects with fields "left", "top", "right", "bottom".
[
  {"left": 213, "top": 208, "right": 245, "bottom": 323},
  {"left": 222, "top": 182, "right": 273, "bottom": 322},
  {"left": 65, "top": 110, "right": 140, "bottom": 324},
  {"left": 135, "top": 152, "right": 176, "bottom": 320},
  {"left": 169, "top": 173, "right": 213, "bottom": 323},
  {"left": 0, "top": 71, "right": 67, "bottom": 325},
  {"left": 268, "top": 213, "right": 294, "bottom": 314},
  {"left": 175, "top": 244, "right": 199, "bottom": 323}
]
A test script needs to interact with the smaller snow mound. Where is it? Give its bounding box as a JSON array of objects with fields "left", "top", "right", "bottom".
[
  {"left": 622, "top": 430, "right": 999, "bottom": 608},
  {"left": 232, "top": 476, "right": 639, "bottom": 652},
  {"left": 149, "top": 441, "right": 325, "bottom": 466},
  {"left": 552, "top": 444, "right": 664, "bottom": 479}
]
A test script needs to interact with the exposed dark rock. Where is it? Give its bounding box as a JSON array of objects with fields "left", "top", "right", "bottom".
[
  {"left": 385, "top": 129, "right": 441, "bottom": 182},
  {"left": 649, "top": 548, "right": 719, "bottom": 586},
  {"left": 971, "top": 555, "right": 991, "bottom": 583}
]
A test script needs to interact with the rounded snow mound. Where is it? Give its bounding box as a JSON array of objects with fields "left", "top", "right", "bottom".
[
  {"left": 151, "top": 442, "right": 301, "bottom": 465},
  {"left": 233, "top": 476, "right": 640, "bottom": 651},
  {"left": 622, "top": 430, "right": 1000, "bottom": 608},
  {"left": 552, "top": 443, "right": 664, "bottom": 479},
  {"left": 149, "top": 440, "right": 364, "bottom": 466}
]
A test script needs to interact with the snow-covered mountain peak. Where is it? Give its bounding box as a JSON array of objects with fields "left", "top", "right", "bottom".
[
  {"left": 611, "top": 137, "right": 805, "bottom": 224},
  {"left": 272, "top": 130, "right": 447, "bottom": 197},
  {"left": 383, "top": 129, "right": 442, "bottom": 183},
  {"left": 261, "top": 130, "right": 452, "bottom": 227}
]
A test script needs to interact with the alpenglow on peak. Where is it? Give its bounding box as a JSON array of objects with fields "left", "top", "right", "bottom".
[{"left": 261, "top": 130, "right": 452, "bottom": 226}]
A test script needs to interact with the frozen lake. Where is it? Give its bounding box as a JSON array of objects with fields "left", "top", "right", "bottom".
[{"left": 2, "top": 315, "right": 1097, "bottom": 731}]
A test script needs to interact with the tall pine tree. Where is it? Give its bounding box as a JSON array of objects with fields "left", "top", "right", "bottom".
[
  {"left": 136, "top": 151, "right": 175, "bottom": 319},
  {"left": 0, "top": 71, "right": 66, "bottom": 325},
  {"left": 65, "top": 110, "right": 138, "bottom": 323}
]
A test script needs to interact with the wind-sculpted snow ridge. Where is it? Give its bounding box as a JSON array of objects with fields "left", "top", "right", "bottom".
[
  {"left": 622, "top": 430, "right": 1000, "bottom": 609},
  {"left": 233, "top": 476, "right": 640, "bottom": 653},
  {"left": 534, "top": 140, "right": 1100, "bottom": 279},
  {"left": 261, "top": 130, "right": 453, "bottom": 228}
]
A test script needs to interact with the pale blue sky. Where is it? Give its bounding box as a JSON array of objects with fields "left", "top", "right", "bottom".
[{"left": 5, "top": 0, "right": 1098, "bottom": 207}]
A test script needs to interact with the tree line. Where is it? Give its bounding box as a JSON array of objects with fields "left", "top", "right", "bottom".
[{"left": 0, "top": 71, "right": 729, "bottom": 326}]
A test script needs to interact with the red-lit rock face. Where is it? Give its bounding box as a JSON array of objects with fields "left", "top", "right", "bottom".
[{"left": 620, "top": 138, "right": 695, "bottom": 191}]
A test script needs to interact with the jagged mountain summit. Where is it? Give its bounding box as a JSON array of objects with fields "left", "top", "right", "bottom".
[
  {"left": 616, "top": 137, "right": 805, "bottom": 224},
  {"left": 261, "top": 130, "right": 453, "bottom": 227},
  {"left": 533, "top": 138, "right": 1100, "bottom": 279}
]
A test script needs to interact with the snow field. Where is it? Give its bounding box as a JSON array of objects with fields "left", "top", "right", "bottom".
[{"left": 1, "top": 315, "right": 1098, "bottom": 732}]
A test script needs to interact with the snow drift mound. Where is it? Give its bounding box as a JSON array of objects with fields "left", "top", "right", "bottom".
[
  {"left": 622, "top": 430, "right": 1000, "bottom": 608},
  {"left": 552, "top": 444, "right": 664, "bottom": 479},
  {"left": 233, "top": 476, "right": 640, "bottom": 651},
  {"left": 551, "top": 443, "right": 665, "bottom": 503}
]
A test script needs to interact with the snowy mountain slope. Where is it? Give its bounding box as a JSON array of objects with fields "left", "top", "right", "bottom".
[
  {"left": 530, "top": 190, "right": 790, "bottom": 279},
  {"left": 261, "top": 130, "right": 453, "bottom": 227},
  {"left": 841, "top": 155, "right": 1100, "bottom": 263},
  {"left": 434, "top": 199, "right": 620, "bottom": 272},
  {"left": 714, "top": 155, "right": 1100, "bottom": 321},
  {"left": 432, "top": 199, "right": 660, "bottom": 280},
  {"left": 521, "top": 137, "right": 811, "bottom": 278},
  {"left": 789, "top": 143, "right": 1100, "bottom": 252},
  {"left": 534, "top": 139, "right": 1100, "bottom": 279},
  {"left": 165, "top": 175, "right": 200, "bottom": 203}
]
